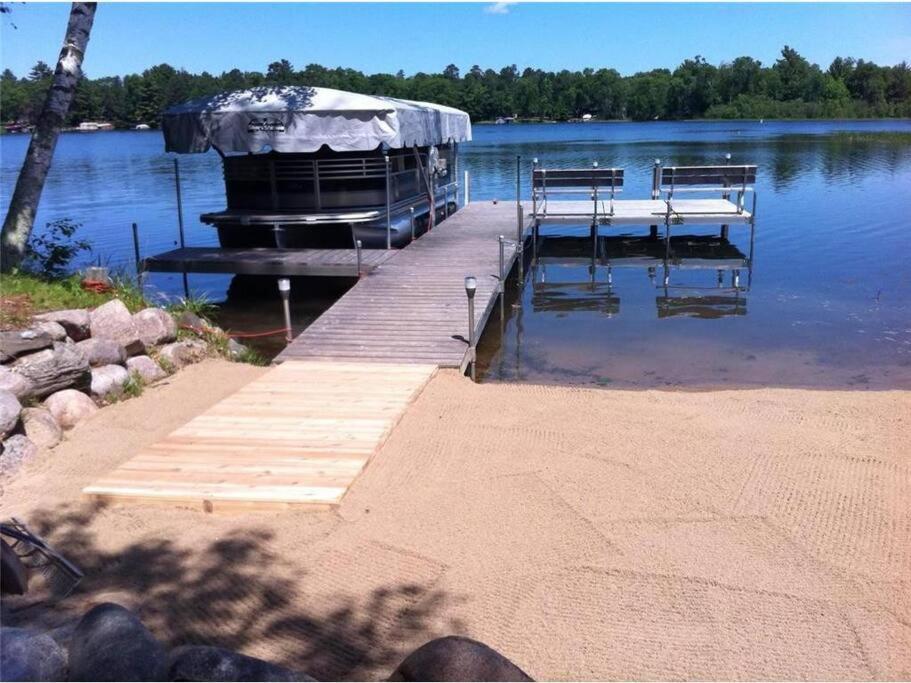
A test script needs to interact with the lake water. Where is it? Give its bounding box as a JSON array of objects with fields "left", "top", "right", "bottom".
[{"left": 2, "top": 120, "right": 910, "bottom": 388}]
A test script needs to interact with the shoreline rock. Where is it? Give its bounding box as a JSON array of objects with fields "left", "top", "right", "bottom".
[
  {"left": 0, "top": 389, "right": 21, "bottom": 440},
  {"left": 34, "top": 308, "right": 91, "bottom": 341},
  {"left": 44, "top": 389, "right": 98, "bottom": 430},
  {"left": 21, "top": 407, "right": 63, "bottom": 448},
  {"left": 90, "top": 300, "right": 144, "bottom": 356}
]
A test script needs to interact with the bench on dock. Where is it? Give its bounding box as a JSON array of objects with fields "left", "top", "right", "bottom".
[
  {"left": 532, "top": 165, "right": 624, "bottom": 221},
  {"left": 659, "top": 164, "right": 757, "bottom": 217}
]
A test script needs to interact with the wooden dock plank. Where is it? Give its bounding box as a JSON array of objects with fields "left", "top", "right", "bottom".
[
  {"left": 82, "top": 361, "right": 436, "bottom": 510},
  {"left": 277, "top": 203, "right": 524, "bottom": 368}
]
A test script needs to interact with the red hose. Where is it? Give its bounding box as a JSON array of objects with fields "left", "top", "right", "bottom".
[{"left": 179, "top": 323, "right": 289, "bottom": 339}]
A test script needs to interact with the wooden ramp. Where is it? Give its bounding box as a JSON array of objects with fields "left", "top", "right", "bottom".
[{"left": 83, "top": 361, "right": 435, "bottom": 511}]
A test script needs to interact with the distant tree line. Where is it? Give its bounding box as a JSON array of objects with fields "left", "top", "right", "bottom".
[{"left": 2, "top": 46, "right": 910, "bottom": 128}]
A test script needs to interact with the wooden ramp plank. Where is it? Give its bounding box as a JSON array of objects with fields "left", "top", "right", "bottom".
[{"left": 82, "top": 361, "right": 436, "bottom": 511}]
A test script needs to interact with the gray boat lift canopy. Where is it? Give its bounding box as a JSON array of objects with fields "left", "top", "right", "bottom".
[{"left": 162, "top": 86, "right": 472, "bottom": 154}]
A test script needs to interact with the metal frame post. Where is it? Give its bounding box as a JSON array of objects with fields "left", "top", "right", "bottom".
[
  {"left": 498, "top": 235, "right": 507, "bottom": 322},
  {"left": 355, "top": 239, "right": 363, "bottom": 278},
  {"left": 516, "top": 155, "right": 521, "bottom": 208},
  {"left": 531, "top": 158, "right": 538, "bottom": 218},
  {"left": 131, "top": 222, "right": 142, "bottom": 288},
  {"left": 384, "top": 152, "right": 392, "bottom": 249},
  {"left": 410, "top": 207, "right": 416, "bottom": 242},
  {"left": 721, "top": 152, "right": 731, "bottom": 239},
  {"left": 651, "top": 158, "right": 662, "bottom": 200},
  {"left": 516, "top": 204, "right": 524, "bottom": 282},
  {"left": 649, "top": 158, "right": 661, "bottom": 239},
  {"left": 464, "top": 170, "right": 470, "bottom": 206},
  {"left": 173, "top": 158, "right": 189, "bottom": 298}
]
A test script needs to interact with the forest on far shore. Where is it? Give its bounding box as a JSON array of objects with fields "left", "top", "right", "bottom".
[{"left": 2, "top": 46, "right": 910, "bottom": 128}]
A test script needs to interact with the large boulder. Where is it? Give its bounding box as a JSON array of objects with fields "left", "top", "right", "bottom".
[
  {"left": 132, "top": 308, "right": 177, "bottom": 348},
  {"left": 76, "top": 337, "right": 128, "bottom": 367},
  {"left": 89, "top": 300, "right": 144, "bottom": 356},
  {"left": 389, "top": 636, "right": 533, "bottom": 682},
  {"left": 33, "top": 308, "right": 91, "bottom": 341},
  {"left": 90, "top": 365, "right": 130, "bottom": 399},
  {"left": 0, "top": 366, "right": 34, "bottom": 400},
  {"left": 0, "top": 627, "right": 68, "bottom": 682},
  {"left": 0, "top": 329, "right": 53, "bottom": 363},
  {"left": 11, "top": 342, "right": 91, "bottom": 399},
  {"left": 44, "top": 389, "right": 98, "bottom": 430},
  {"left": 157, "top": 339, "right": 208, "bottom": 370},
  {"left": 166, "top": 646, "right": 314, "bottom": 682},
  {"left": 1, "top": 435, "right": 38, "bottom": 476},
  {"left": 21, "top": 407, "right": 63, "bottom": 449},
  {"left": 33, "top": 320, "right": 68, "bottom": 341},
  {"left": 125, "top": 355, "right": 166, "bottom": 384},
  {"left": 68, "top": 603, "right": 167, "bottom": 682},
  {"left": 0, "top": 389, "right": 21, "bottom": 440}
]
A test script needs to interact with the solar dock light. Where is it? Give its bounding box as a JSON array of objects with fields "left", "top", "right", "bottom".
[
  {"left": 465, "top": 275, "right": 477, "bottom": 381},
  {"left": 277, "top": 278, "right": 292, "bottom": 343}
]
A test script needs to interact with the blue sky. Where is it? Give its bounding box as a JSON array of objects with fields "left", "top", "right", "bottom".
[{"left": 2, "top": 3, "right": 909, "bottom": 79}]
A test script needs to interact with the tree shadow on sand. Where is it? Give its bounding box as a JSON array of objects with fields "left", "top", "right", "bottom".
[{"left": 3, "top": 502, "right": 466, "bottom": 681}]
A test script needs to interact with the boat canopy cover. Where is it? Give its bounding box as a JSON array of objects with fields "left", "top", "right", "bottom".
[{"left": 162, "top": 86, "right": 472, "bottom": 154}]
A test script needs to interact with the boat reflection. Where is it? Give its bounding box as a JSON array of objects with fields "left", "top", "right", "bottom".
[{"left": 531, "top": 233, "right": 753, "bottom": 319}]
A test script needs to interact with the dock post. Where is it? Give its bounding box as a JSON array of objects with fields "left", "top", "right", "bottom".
[
  {"left": 650, "top": 158, "right": 661, "bottom": 240},
  {"left": 651, "top": 159, "right": 661, "bottom": 200},
  {"left": 498, "top": 235, "right": 506, "bottom": 323},
  {"left": 384, "top": 153, "right": 392, "bottom": 249},
  {"left": 277, "top": 278, "right": 292, "bottom": 343},
  {"left": 721, "top": 152, "right": 731, "bottom": 238},
  {"left": 516, "top": 155, "right": 521, "bottom": 208},
  {"left": 173, "top": 158, "right": 189, "bottom": 298},
  {"left": 464, "top": 170, "right": 470, "bottom": 207},
  {"left": 516, "top": 204, "right": 524, "bottom": 282},
  {"left": 464, "top": 276, "right": 477, "bottom": 382},
  {"left": 130, "top": 222, "right": 142, "bottom": 288},
  {"left": 355, "top": 239, "right": 363, "bottom": 278},
  {"left": 410, "top": 207, "right": 416, "bottom": 242}
]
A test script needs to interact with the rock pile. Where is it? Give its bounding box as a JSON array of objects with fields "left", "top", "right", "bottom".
[
  {"left": 0, "top": 300, "right": 217, "bottom": 476},
  {"left": 0, "top": 602, "right": 532, "bottom": 681}
]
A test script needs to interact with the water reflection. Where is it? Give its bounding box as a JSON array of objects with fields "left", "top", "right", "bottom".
[{"left": 530, "top": 234, "right": 752, "bottom": 320}]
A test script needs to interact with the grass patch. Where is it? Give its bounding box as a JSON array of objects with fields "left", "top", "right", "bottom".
[
  {"left": 121, "top": 372, "right": 145, "bottom": 399},
  {"left": 166, "top": 293, "right": 217, "bottom": 320},
  {"left": 233, "top": 346, "right": 269, "bottom": 366},
  {"left": 0, "top": 272, "right": 148, "bottom": 330}
]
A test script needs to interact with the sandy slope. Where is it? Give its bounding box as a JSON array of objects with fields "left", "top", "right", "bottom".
[{"left": 1, "top": 360, "right": 909, "bottom": 680}]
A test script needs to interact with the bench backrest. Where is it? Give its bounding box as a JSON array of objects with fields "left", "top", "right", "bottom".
[
  {"left": 533, "top": 168, "right": 624, "bottom": 191},
  {"left": 660, "top": 165, "right": 756, "bottom": 190}
]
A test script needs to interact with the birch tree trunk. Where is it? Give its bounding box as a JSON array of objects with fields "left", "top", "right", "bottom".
[{"left": 1, "top": 3, "right": 97, "bottom": 273}]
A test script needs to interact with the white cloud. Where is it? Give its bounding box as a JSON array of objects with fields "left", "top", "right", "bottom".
[{"left": 484, "top": 2, "right": 516, "bottom": 15}]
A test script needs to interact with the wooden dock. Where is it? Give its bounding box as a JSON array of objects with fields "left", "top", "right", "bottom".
[
  {"left": 83, "top": 361, "right": 435, "bottom": 511},
  {"left": 276, "top": 202, "right": 523, "bottom": 371}
]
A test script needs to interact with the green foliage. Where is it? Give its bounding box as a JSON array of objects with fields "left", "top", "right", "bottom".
[
  {"left": 1, "top": 46, "right": 908, "bottom": 126},
  {"left": 121, "top": 372, "right": 145, "bottom": 399},
  {"left": 22, "top": 219, "right": 91, "bottom": 279},
  {"left": 166, "top": 293, "right": 216, "bottom": 320},
  {"left": 1, "top": 273, "right": 109, "bottom": 328},
  {"left": 232, "top": 346, "right": 268, "bottom": 367}
]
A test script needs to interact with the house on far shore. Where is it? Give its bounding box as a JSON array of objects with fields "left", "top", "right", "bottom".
[
  {"left": 581, "top": 113, "right": 593, "bottom": 121},
  {"left": 77, "top": 121, "right": 115, "bottom": 131},
  {"left": 135, "top": 124, "right": 151, "bottom": 130},
  {"left": 495, "top": 116, "right": 515, "bottom": 125}
]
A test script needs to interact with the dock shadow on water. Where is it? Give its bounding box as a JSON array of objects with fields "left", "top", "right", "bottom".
[
  {"left": 475, "top": 227, "right": 911, "bottom": 390},
  {"left": 2, "top": 502, "right": 464, "bottom": 681}
]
